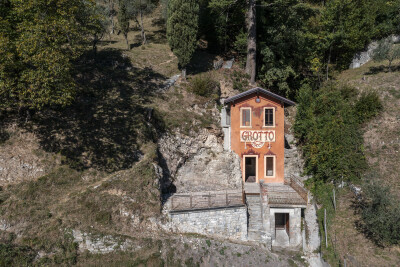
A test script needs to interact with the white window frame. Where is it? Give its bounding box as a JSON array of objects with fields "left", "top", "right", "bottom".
[
  {"left": 243, "top": 155, "right": 258, "bottom": 183},
  {"left": 240, "top": 107, "right": 252, "bottom": 128},
  {"left": 264, "top": 155, "right": 276, "bottom": 178},
  {"left": 263, "top": 107, "right": 275, "bottom": 128}
]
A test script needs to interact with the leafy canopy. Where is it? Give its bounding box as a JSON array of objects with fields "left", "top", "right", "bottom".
[{"left": 0, "top": 0, "right": 104, "bottom": 110}]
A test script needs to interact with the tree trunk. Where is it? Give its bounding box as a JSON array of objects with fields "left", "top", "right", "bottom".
[
  {"left": 110, "top": 0, "right": 115, "bottom": 34},
  {"left": 245, "top": 0, "right": 256, "bottom": 85},
  {"left": 140, "top": 6, "right": 146, "bottom": 45},
  {"left": 125, "top": 34, "right": 129, "bottom": 50},
  {"left": 326, "top": 45, "right": 332, "bottom": 81},
  {"left": 93, "top": 35, "right": 98, "bottom": 57},
  {"left": 182, "top": 68, "right": 186, "bottom": 80}
]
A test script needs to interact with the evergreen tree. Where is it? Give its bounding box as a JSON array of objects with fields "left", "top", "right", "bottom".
[{"left": 167, "top": 0, "right": 199, "bottom": 79}]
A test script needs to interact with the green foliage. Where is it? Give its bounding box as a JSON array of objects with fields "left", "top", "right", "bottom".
[
  {"left": 255, "top": 0, "right": 400, "bottom": 96},
  {"left": 0, "top": 243, "right": 35, "bottom": 266},
  {"left": 118, "top": 0, "right": 130, "bottom": 48},
  {"left": 257, "top": 0, "right": 317, "bottom": 97},
  {"left": 205, "top": 0, "right": 246, "bottom": 53},
  {"left": 354, "top": 91, "right": 383, "bottom": 123},
  {"left": 0, "top": 0, "right": 104, "bottom": 110},
  {"left": 361, "top": 183, "right": 400, "bottom": 246},
  {"left": 167, "top": 0, "right": 199, "bottom": 69},
  {"left": 189, "top": 75, "right": 220, "bottom": 99},
  {"left": 372, "top": 38, "right": 400, "bottom": 70},
  {"left": 232, "top": 70, "right": 250, "bottom": 92},
  {"left": 295, "top": 83, "right": 381, "bottom": 183}
]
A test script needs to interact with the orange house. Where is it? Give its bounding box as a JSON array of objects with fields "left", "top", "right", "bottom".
[{"left": 221, "top": 87, "right": 295, "bottom": 184}]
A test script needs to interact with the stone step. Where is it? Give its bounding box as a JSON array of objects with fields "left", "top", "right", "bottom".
[{"left": 246, "top": 193, "right": 264, "bottom": 241}]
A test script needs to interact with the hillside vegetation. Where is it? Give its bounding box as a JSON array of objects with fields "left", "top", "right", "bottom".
[
  {"left": 299, "top": 59, "right": 400, "bottom": 266},
  {"left": 1, "top": 0, "right": 400, "bottom": 266},
  {"left": 0, "top": 4, "right": 305, "bottom": 267}
]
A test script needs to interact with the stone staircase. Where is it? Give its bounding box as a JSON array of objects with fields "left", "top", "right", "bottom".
[{"left": 246, "top": 194, "right": 264, "bottom": 241}]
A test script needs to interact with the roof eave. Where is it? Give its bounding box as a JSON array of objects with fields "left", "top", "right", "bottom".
[{"left": 224, "top": 87, "right": 296, "bottom": 106}]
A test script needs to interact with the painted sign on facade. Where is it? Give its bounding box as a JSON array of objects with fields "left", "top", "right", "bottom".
[{"left": 240, "top": 130, "right": 276, "bottom": 143}]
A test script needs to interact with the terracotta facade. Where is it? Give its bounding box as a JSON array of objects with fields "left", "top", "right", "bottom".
[{"left": 230, "top": 92, "right": 285, "bottom": 183}]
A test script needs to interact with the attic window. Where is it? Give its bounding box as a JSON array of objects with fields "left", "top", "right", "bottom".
[
  {"left": 240, "top": 108, "right": 251, "bottom": 127},
  {"left": 264, "top": 107, "right": 275, "bottom": 127}
]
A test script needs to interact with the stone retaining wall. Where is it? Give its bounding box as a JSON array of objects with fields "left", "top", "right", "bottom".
[{"left": 169, "top": 206, "right": 247, "bottom": 240}]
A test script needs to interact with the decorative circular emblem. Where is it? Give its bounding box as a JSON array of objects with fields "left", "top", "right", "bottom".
[{"left": 251, "top": 141, "right": 265, "bottom": 148}]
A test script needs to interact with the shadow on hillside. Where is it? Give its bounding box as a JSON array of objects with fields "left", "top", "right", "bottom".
[
  {"left": 365, "top": 64, "right": 400, "bottom": 75},
  {"left": 187, "top": 50, "right": 216, "bottom": 75},
  {"left": 0, "top": 112, "right": 10, "bottom": 144},
  {"left": 350, "top": 196, "right": 387, "bottom": 248},
  {"left": 23, "top": 49, "right": 167, "bottom": 172}
]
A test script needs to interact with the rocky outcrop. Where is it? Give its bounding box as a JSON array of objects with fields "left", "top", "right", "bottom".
[
  {"left": 158, "top": 130, "right": 242, "bottom": 193},
  {"left": 0, "top": 126, "right": 58, "bottom": 185},
  {"left": 349, "top": 35, "right": 400, "bottom": 69},
  {"left": 72, "top": 230, "right": 140, "bottom": 254},
  {"left": 284, "top": 133, "right": 308, "bottom": 181}
]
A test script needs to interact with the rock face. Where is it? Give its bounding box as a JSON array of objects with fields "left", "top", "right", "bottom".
[
  {"left": 72, "top": 230, "right": 139, "bottom": 254},
  {"left": 284, "top": 133, "right": 307, "bottom": 181},
  {"left": 349, "top": 41, "right": 378, "bottom": 69},
  {"left": 0, "top": 127, "right": 58, "bottom": 185},
  {"left": 158, "top": 130, "right": 242, "bottom": 193},
  {"left": 349, "top": 35, "right": 400, "bottom": 69}
]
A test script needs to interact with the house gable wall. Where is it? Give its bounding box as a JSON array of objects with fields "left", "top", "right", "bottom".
[{"left": 230, "top": 92, "right": 285, "bottom": 183}]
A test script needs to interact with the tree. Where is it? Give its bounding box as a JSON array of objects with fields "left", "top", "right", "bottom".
[
  {"left": 207, "top": 0, "right": 246, "bottom": 53},
  {"left": 0, "top": 0, "right": 101, "bottom": 111},
  {"left": 372, "top": 37, "right": 400, "bottom": 71},
  {"left": 167, "top": 0, "right": 199, "bottom": 79},
  {"left": 96, "top": 0, "right": 117, "bottom": 35},
  {"left": 118, "top": 0, "right": 130, "bottom": 50}
]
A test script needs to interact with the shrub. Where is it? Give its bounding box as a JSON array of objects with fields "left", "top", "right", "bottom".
[
  {"left": 232, "top": 70, "right": 250, "bottom": 92},
  {"left": 294, "top": 83, "right": 382, "bottom": 184},
  {"left": 360, "top": 183, "right": 400, "bottom": 246},
  {"left": 0, "top": 243, "right": 35, "bottom": 266},
  {"left": 189, "top": 75, "right": 220, "bottom": 99},
  {"left": 354, "top": 91, "right": 383, "bottom": 124}
]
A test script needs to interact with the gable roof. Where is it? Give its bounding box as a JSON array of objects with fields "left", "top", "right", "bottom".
[{"left": 224, "top": 87, "right": 296, "bottom": 106}]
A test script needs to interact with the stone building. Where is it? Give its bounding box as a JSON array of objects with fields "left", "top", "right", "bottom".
[
  {"left": 221, "top": 87, "right": 307, "bottom": 248},
  {"left": 166, "top": 87, "right": 307, "bottom": 249}
]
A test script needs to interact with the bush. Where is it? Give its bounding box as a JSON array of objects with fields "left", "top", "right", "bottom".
[
  {"left": 294, "top": 83, "right": 382, "bottom": 184},
  {"left": 360, "top": 183, "right": 400, "bottom": 246},
  {"left": 354, "top": 91, "right": 383, "bottom": 124},
  {"left": 0, "top": 243, "right": 35, "bottom": 266},
  {"left": 232, "top": 70, "right": 250, "bottom": 92},
  {"left": 189, "top": 75, "right": 220, "bottom": 99}
]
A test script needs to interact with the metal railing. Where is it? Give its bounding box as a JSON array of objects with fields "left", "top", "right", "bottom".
[
  {"left": 170, "top": 190, "right": 244, "bottom": 211},
  {"left": 285, "top": 175, "right": 308, "bottom": 202}
]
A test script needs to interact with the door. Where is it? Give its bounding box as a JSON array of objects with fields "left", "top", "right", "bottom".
[
  {"left": 244, "top": 156, "right": 257, "bottom": 182},
  {"left": 275, "top": 213, "right": 290, "bottom": 236},
  {"left": 285, "top": 213, "right": 290, "bottom": 237}
]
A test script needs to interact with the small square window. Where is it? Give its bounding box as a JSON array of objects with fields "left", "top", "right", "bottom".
[
  {"left": 241, "top": 108, "right": 251, "bottom": 127},
  {"left": 264, "top": 108, "right": 274, "bottom": 127}
]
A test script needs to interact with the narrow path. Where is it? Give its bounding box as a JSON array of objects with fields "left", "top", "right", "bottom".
[{"left": 304, "top": 199, "right": 327, "bottom": 267}]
